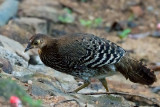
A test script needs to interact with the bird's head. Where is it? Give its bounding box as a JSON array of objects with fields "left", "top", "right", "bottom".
[{"left": 24, "top": 33, "right": 48, "bottom": 52}]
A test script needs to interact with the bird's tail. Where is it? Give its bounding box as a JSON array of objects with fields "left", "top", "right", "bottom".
[{"left": 115, "top": 55, "right": 157, "bottom": 85}]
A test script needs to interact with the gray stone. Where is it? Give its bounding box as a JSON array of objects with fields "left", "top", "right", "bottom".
[
  {"left": 31, "top": 82, "right": 53, "bottom": 96},
  {"left": 0, "top": 24, "right": 33, "bottom": 44},
  {"left": 0, "top": 0, "right": 19, "bottom": 26},
  {"left": 28, "top": 55, "right": 43, "bottom": 66},
  {"left": 12, "top": 65, "right": 35, "bottom": 78},
  {"left": 11, "top": 17, "right": 47, "bottom": 34},
  {"left": 0, "top": 47, "right": 27, "bottom": 67},
  {"left": 19, "top": 0, "right": 63, "bottom": 22},
  {"left": 19, "top": 5, "right": 63, "bottom": 22},
  {"left": 3, "top": 58, "right": 135, "bottom": 107},
  {"left": 0, "top": 35, "right": 29, "bottom": 61}
]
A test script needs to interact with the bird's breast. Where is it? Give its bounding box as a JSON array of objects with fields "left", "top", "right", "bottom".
[{"left": 39, "top": 50, "right": 71, "bottom": 73}]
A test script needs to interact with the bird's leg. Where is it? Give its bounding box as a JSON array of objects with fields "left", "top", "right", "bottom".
[
  {"left": 73, "top": 81, "right": 90, "bottom": 93},
  {"left": 99, "top": 78, "right": 109, "bottom": 92}
]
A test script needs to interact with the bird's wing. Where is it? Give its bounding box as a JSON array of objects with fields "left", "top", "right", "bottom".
[{"left": 58, "top": 33, "right": 126, "bottom": 68}]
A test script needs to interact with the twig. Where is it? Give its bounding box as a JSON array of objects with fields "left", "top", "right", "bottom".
[
  {"left": 53, "top": 99, "right": 80, "bottom": 107},
  {"left": 54, "top": 78, "right": 65, "bottom": 93},
  {"left": 79, "top": 92, "right": 160, "bottom": 106}
]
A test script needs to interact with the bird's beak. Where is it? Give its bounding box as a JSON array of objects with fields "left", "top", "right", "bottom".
[{"left": 24, "top": 43, "right": 33, "bottom": 52}]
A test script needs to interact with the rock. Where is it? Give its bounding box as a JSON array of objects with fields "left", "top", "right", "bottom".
[
  {"left": 11, "top": 17, "right": 47, "bottom": 34},
  {"left": 28, "top": 65, "right": 78, "bottom": 92},
  {"left": 28, "top": 55, "right": 43, "bottom": 66},
  {"left": 19, "top": 0, "right": 60, "bottom": 9},
  {"left": 10, "top": 60, "right": 135, "bottom": 106},
  {"left": 0, "top": 47, "right": 27, "bottom": 67},
  {"left": 0, "top": 24, "right": 32, "bottom": 44},
  {"left": 0, "top": 35, "right": 29, "bottom": 61},
  {"left": 0, "top": 57, "right": 12, "bottom": 74},
  {"left": 31, "top": 83, "right": 52, "bottom": 96},
  {"left": 0, "top": 0, "right": 19, "bottom": 26},
  {"left": 19, "top": 3, "right": 63, "bottom": 22},
  {"left": 68, "top": 93, "right": 134, "bottom": 107},
  {"left": 17, "top": 66, "right": 134, "bottom": 106},
  {"left": 12, "top": 65, "right": 36, "bottom": 79}
]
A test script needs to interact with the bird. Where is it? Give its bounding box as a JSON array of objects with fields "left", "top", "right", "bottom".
[{"left": 24, "top": 33, "right": 157, "bottom": 92}]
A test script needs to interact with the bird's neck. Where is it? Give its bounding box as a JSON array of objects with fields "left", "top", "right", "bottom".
[{"left": 39, "top": 38, "right": 58, "bottom": 55}]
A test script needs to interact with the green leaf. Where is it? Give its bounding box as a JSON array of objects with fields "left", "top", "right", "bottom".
[
  {"left": 64, "top": 8, "right": 72, "bottom": 14},
  {"left": 58, "top": 14, "right": 74, "bottom": 23},
  {"left": 79, "top": 19, "right": 92, "bottom": 27},
  {"left": 93, "top": 17, "right": 102, "bottom": 27},
  {"left": 118, "top": 29, "right": 131, "bottom": 39},
  {"left": 79, "top": 17, "right": 102, "bottom": 28}
]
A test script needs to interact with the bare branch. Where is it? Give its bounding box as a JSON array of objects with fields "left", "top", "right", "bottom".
[{"left": 79, "top": 92, "right": 160, "bottom": 106}]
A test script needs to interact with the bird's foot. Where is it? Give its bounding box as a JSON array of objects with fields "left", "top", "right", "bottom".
[
  {"left": 99, "top": 78, "right": 110, "bottom": 92},
  {"left": 66, "top": 82, "right": 90, "bottom": 94}
]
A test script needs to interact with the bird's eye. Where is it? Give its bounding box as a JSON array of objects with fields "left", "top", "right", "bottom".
[{"left": 34, "top": 41, "right": 38, "bottom": 45}]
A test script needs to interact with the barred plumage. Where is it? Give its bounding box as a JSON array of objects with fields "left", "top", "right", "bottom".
[{"left": 25, "top": 33, "right": 157, "bottom": 92}]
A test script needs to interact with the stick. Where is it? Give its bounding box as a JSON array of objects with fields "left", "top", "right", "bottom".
[{"left": 79, "top": 92, "right": 160, "bottom": 106}]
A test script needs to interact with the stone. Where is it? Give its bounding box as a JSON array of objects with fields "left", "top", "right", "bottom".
[
  {"left": 28, "top": 55, "right": 43, "bottom": 66},
  {"left": 0, "top": 0, "right": 19, "bottom": 26},
  {"left": 0, "top": 46, "right": 27, "bottom": 67},
  {"left": 19, "top": 0, "right": 60, "bottom": 9},
  {"left": 0, "top": 35, "right": 29, "bottom": 61},
  {"left": 19, "top": 5, "right": 63, "bottom": 22},
  {"left": 0, "top": 57, "right": 12, "bottom": 74},
  {"left": 0, "top": 24, "right": 32, "bottom": 44},
  {"left": 8, "top": 59, "right": 135, "bottom": 106},
  {"left": 12, "top": 65, "right": 35, "bottom": 79},
  {"left": 11, "top": 17, "right": 47, "bottom": 34},
  {"left": 14, "top": 64, "right": 134, "bottom": 106},
  {"left": 19, "top": 0, "right": 61, "bottom": 23}
]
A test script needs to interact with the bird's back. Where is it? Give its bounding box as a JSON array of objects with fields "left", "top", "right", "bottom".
[{"left": 56, "top": 33, "right": 126, "bottom": 68}]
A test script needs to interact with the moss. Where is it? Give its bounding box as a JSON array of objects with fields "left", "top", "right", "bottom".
[{"left": 0, "top": 78, "right": 42, "bottom": 107}]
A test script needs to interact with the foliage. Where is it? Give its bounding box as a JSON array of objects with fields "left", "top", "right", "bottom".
[
  {"left": 118, "top": 28, "right": 131, "bottom": 39},
  {"left": 79, "top": 17, "right": 102, "bottom": 28},
  {"left": 0, "top": 77, "right": 42, "bottom": 107},
  {"left": 64, "top": 8, "right": 72, "bottom": 14},
  {"left": 58, "top": 8, "right": 74, "bottom": 23}
]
